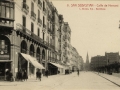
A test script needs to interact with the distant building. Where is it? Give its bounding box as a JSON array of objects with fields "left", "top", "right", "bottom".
[
  {"left": 90, "top": 52, "right": 120, "bottom": 73},
  {"left": 105, "top": 52, "right": 119, "bottom": 65}
]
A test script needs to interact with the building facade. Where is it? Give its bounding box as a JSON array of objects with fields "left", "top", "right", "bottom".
[
  {"left": 0, "top": 0, "right": 83, "bottom": 80},
  {"left": 90, "top": 52, "right": 120, "bottom": 73}
]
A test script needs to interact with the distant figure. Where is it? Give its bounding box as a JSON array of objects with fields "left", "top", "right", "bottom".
[
  {"left": 18, "top": 69, "right": 23, "bottom": 81},
  {"left": 36, "top": 70, "right": 39, "bottom": 80},
  {"left": 5, "top": 69, "right": 9, "bottom": 81},
  {"left": 77, "top": 70, "right": 79, "bottom": 76},
  {"left": 38, "top": 70, "right": 41, "bottom": 81},
  {"left": 45, "top": 70, "right": 49, "bottom": 78},
  {"left": 9, "top": 71, "right": 13, "bottom": 81},
  {"left": 23, "top": 70, "right": 28, "bottom": 81}
]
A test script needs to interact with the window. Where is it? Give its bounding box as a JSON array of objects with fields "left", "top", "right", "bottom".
[
  {"left": 43, "top": 32, "right": 45, "bottom": 40},
  {"left": 37, "top": 28, "right": 40, "bottom": 36},
  {"left": 43, "top": 1, "right": 45, "bottom": 11},
  {"left": 23, "top": 0, "right": 26, "bottom": 2},
  {"left": 31, "top": 22, "right": 34, "bottom": 32},
  {"left": 0, "top": 2, "right": 14, "bottom": 19},
  {"left": 6, "top": 7, "right": 9, "bottom": 18},
  {"left": 22, "top": 16, "right": 26, "bottom": 27},
  {"left": 38, "top": 10, "right": 40, "bottom": 19},
  {"left": 31, "top": 2, "right": 34, "bottom": 12},
  {"left": 43, "top": 16, "right": 45, "bottom": 26},
  {"left": 1, "top": 5, "right": 5, "bottom": 17}
]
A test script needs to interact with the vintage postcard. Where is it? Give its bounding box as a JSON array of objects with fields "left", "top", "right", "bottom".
[{"left": 0, "top": 0, "right": 120, "bottom": 90}]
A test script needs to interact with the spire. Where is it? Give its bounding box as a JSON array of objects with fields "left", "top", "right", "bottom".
[
  {"left": 86, "top": 52, "right": 89, "bottom": 64},
  {"left": 85, "top": 52, "right": 89, "bottom": 71}
]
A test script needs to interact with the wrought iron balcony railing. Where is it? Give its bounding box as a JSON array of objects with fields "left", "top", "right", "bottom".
[
  {"left": 43, "top": 24, "right": 46, "bottom": 29},
  {"left": 22, "top": 2, "right": 29, "bottom": 14},
  {"left": 43, "top": 8, "right": 47, "bottom": 15},
  {"left": 31, "top": 11, "right": 36, "bottom": 21},
  {"left": 37, "top": 18, "right": 42, "bottom": 26},
  {"left": 38, "top": 0, "right": 42, "bottom": 9}
]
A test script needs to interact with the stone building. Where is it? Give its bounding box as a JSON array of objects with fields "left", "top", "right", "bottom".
[{"left": 0, "top": 0, "right": 83, "bottom": 80}]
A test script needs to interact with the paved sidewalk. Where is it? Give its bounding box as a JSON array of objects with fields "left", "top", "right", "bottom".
[
  {"left": 94, "top": 72, "right": 120, "bottom": 87},
  {"left": 0, "top": 73, "right": 67, "bottom": 86}
]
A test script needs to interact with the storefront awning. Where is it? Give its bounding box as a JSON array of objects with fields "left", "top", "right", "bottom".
[
  {"left": 49, "top": 62, "right": 64, "bottom": 68},
  {"left": 20, "top": 53, "right": 45, "bottom": 69}
]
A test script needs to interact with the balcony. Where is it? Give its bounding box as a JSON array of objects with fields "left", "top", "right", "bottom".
[
  {"left": 31, "top": 11, "right": 36, "bottom": 21},
  {"left": 43, "top": 8, "right": 47, "bottom": 15},
  {"left": 58, "top": 38, "right": 61, "bottom": 42},
  {"left": 42, "top": 24, "right": 46, "bottom": 32},
  {"left": 37, "top": 0, "right": 42, "bottom": 9},
  {"left": 22, "top": 2, "right": 29, "bottom": 14},
  {"left": 37, "top": 18, "right": 42, "bottom": 26},
  {"left": 16, "top": 23, "right": 48, "bottom": 48},
  {"left": 49, "top": 44, "right": 55, "bottom": 49},
  {"left": 0, "top": 20, "right": 14, "bottom": 28},
  {"left": 47, "top": 14, "right": 52, "bottom": 21},
  {"left": 47, "top": 27, "right": 51, "bottom": 33}
]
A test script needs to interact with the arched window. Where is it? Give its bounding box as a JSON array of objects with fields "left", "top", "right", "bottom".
[
  {"left": 42, "top": 49, "right": 45, "bottom": 60},
  {"left": 21, "top": 40, "right": 27, "bottom": 53},
  {"left": 36, "top": 47, "right": 40, "bottom": 63},
  {"left": 29, "top": 44, "right": 34, "bottom": 56},
  {"left": 0, "top": 35, "right": 10, "bottom": 60}
]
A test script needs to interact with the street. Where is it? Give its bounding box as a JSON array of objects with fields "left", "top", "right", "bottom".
[{"left": 0, "top": 72, "right": 120, "bottom": 90}]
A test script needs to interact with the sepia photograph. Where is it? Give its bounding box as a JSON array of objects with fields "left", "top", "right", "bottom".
[{"left": 0, "top": 0, "right": 120, "bottom": 90}]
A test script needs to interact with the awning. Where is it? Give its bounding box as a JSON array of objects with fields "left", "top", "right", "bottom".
[
  {"left": 49, "top": 62, "right": 64, "bottom": 68},
  {"left": 20, "top": 53, "right": 45, "bottom": 69}
]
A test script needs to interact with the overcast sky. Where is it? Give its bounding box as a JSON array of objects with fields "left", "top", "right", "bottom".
[{"left": 51, "top": 0, "right": 120, "bottom": 62}]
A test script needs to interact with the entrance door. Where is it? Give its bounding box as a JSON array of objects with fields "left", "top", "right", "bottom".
[{"left": 0, "top": 62, "right": 11, "bottom": 80}]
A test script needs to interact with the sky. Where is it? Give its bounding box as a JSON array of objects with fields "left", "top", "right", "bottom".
[{"left": 51, "top": 0, "right": 120, "bottom": 62}]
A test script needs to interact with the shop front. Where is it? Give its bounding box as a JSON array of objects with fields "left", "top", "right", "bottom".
[
  {"left": 0, "top": 35, "right": 11, "bottom": 80},
  {"left": 48, "top": 62, "right": 64, "bottom": 75},
  {"left": 19, "top": 53, "right": 45, "bottom": 78}
]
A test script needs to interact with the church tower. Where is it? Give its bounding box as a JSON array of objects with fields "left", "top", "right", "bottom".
[{"left": 85, "top": 52, "right": 90, "bottom": 71}]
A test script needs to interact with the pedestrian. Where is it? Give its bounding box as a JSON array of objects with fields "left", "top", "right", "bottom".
[
  {"left": 18, "top": 69, "right": 23, "bottom": 81},
  {"left": 5, "top": 69, "right": 9, "bottom": 81},
  {"left": 45, "top": 70, "right": 49, "bottom": 78},
  {"left": 77, "top": 69, "right": 79, "bottom": 76},
  {"left": 36, "top": 70, "right": 39, "bottom": 80},
  {"left": 38, "top": 70, "right": 41, "bottom": 81},
  {"left": 9, "top": 71, "right": 13, "bottom": 82},
  {"left": 23, "top": 70, "right": 28, "bottom": 81}
]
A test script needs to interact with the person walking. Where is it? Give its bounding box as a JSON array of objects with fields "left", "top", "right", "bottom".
[
  {"left": 23, "top": 70, "right": 28, "bottom": 81},
  {"left": 9, "top": 71, "right": 13, "bottom": 82},
  {"left": 77, "top": 69, "right": 80, "bottom": 76},
  {"left": 19, "top": 69, "right": 23, "bottom": 81},
  {"left": 36, "top": 70, "right": 39, "bottom": 80},
  {"left": 38, "top": 70, "right": 41, "bottom": 81},
  {"left": 45, "top": 70, "right": 49, "bottom": 78}
]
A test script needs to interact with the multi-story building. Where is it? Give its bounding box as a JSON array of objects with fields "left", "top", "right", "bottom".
[
  {"left": 90, "top": 52, "right": 120, "bottom": 73},
  {"left": 105, "top": 52, "right": 119, "bottom": 65},
  {"left": 0, "top": 0, "right": 83, "bottom": 80},
  {"left": 91, "top": 55, "right": 106, "bottom": 71},
  {"left": 70, "top": 47, "right": 83, "bottom": 71}
]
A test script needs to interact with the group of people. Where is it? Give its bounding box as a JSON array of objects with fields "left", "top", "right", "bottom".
[
  {"left": 36, "top": 69, "right": 49, "bottom": 81},
  {"left": 6, "top": 70, "right": 13, "bottom": 81},
  {"left": 16, "top": 69, "right": 28, "bottom": 81},
  {"left": 5, "top": 69, "right": 49, "bottom": 82}
]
